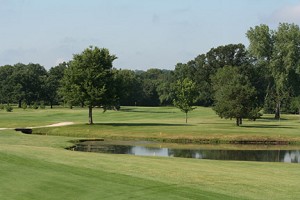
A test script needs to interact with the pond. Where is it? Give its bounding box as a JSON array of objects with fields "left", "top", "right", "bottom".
[{"left": 71, "top": 140, "right": 300, "bottom": 163}]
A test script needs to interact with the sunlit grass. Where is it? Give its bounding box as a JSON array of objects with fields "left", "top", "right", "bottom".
[
  {"left": 1, "top": 130, "right": 300, "bottom": 199},
  {"left": 3, "top": 106, "right": 296, "bottom": 143},
  {"left": 1, "top": 107, "right": 300, "bottom": 199}
]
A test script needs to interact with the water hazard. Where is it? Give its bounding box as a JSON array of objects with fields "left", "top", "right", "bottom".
[{"left": 71, "top": 140, "right": 300, "bottom": 163}]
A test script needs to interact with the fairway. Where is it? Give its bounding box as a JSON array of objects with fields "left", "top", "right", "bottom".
[
  {"left": 2, "top": 106, "right": 298, "bottom": 143},
  {"left": 1, "top": 106, "right": 300, "bottom": 199}
]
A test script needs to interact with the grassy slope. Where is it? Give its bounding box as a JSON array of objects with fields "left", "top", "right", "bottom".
[
  {"left": 6, "top": 106, "right": 297, "bottom": 143},
  {"left": 1, "top": 130, "right": 300, "bottom": 200}
]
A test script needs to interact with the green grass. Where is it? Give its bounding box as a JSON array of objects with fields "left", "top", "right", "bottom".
[
  {"left": 7, "top": 106, "right": 297, "bottom": 143},
  {"left": 1, "top": 106, "right": 300, "bottom": 199},
  {"left": 1, "top": 130, "right": 300, "bottom": 200}
]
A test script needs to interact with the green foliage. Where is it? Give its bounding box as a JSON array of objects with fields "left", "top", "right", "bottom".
[
  {"left": 5, "top": 105, "right": 13, "bottom": 112},
  {"left": 290, "top": 96, "right": 300, "bottom": 114},
  {"left": 32, "top": 102, "right": 39, "bottom": 109},
  {"left": 21, "top": 101, "right": 27, "bottom": 110},
  {"left": 60, "top": 46, "right": 117, "bottom": 124},
  {"left": 0, "top": 104, "right": 4, "bottom": 110},
  {"left": 212, "top": 66, "right": 259, "bottom": 126},
  {"left": 173, "top": 78, "right": 198, "bottom": 123},
  {"left": 39, "top": 101, "right": 45, "bottom": 109},
  {"left": 0, "top": 23, "right": 299, "bottom": 116},
  {"left": 247, "top": 23, "right": 300, "bottom": 119},
  {"left": 113, "top": 69, "right": 142, "bottom": 106},
  {"left": 44, "top": 62, "right": 67, "bottom": 108},
  {"left": 174, "top": 44, "right": 249, "bottom": 106}
]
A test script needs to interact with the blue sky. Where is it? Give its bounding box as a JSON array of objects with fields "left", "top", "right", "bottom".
[{"left": 1, "top": 0, "right": 300, "bottom": 70}]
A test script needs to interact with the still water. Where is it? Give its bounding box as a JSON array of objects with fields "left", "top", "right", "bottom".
[{"left": 72, "top": 140, "right": 300, "bottom": 163}]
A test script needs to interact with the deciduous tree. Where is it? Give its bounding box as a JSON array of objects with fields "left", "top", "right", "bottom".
[
  {"left": 173, "top": 78, "right": 198, "bottom": 123},
  {"left": 212, "top": 66, "right": 258, "bottom": 126},
  {"left": 60, "top": 46, "right": 117, "bottom": 124}
]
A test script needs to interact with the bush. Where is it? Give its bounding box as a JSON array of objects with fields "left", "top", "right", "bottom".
[
  {"left": 5, "top": 105, "right": 13, "bottom": 112},
  {"left": 39, "top": 101, "right": 45, "bottom": 109},
  {"left": 0, "top": 104, "right": 4, "bottom": 110},
  {"left": 32, "top": 102, "right": 39, "bottom": 109},
  {"left": 22, "top": 101, "right": 27, "bottom": 110},
  {"left": 290, "top": 96, "right": 300, "bottom": 114}
]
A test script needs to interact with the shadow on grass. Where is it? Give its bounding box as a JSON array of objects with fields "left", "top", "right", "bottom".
[
  {"left": 119, "top": 108, "right": 175, "bottom": 114},
  {"left": 242, "top": 124, "right": 294, "bottom": 129},
  {"left": 259, "top": 117, "right": 288, "bottom": 121},
  {"left": 92, "top": 123, "right": 193, "bottom": 127},
  {"left": 196, "top": 122, "right": 231, "bottom": 125}
]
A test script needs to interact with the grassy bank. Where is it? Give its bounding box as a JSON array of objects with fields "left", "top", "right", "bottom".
[
  {"left": 1, "top": 130, "right": 300, "bottom": 199},
  {"left": 12, "top": 106, "right": 298, "bottom": 144}
]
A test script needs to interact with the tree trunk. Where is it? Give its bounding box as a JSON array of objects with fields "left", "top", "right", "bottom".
[
  {"left": 275, "top": 102, "right": 280, "bottom": 120},
  {"left": 18, "top": 100, "right": 21, "bottom": 108},
  {"left": 185, "top": 112, "right": 188, "bottom": 124},
  {"left": 88, "top": 106, "right": 93, "bottom": 125},
  {"left": 239, "top": 118, "right": 243, "bottom": 125},
  {"left": 236, "top": 118, "right": 240, "bottom": 126},
  {"left": 50, "top": 101, "right": 53, "bottom": 109}
]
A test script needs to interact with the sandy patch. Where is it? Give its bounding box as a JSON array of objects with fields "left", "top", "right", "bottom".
[
  {"left": 31, "top": 122, "right": 75, "bottom": 129},
  {"left": 0, "top": 122, "right": 75, "bottom": 131},
  {"left": 43, "top": 122, "right": 75, "bottom": 127}
]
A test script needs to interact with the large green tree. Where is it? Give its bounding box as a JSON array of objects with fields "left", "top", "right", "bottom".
[
  {"left": 247, "top": 23, "right": 300, "bottom": 119},
  {"left": 112, "top": 69, "right": 142, "bottom": 107},
  {"left": 0, "top": 65, "right": 15, "bottom": 104},
  {"left": 212, "top": 66, "right": 258, "bottom": 126},
  {"left": 60, "top": 46, "right": 117, "bottom": 124},
  {"left": 44, "top": 62, "right": 68, "bottom": 108},
  {"left": 174, "top": 44, "right": 249, "bottom": 106},
  {"left": 10, "top": 63, "right": 47, "bottom": 107}
]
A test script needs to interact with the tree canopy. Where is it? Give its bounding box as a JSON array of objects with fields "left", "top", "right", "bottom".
[
  {"left": 212, "top": 66, "right": 259, "bottom": 126},
  {"left": 60, "top": 46, "right": 117, "bottom": 124},
  {"left": 173, "top": 78, "right": 198, "bottom": 123},
  {"left": 0, "top": 23, "right": 299, "bottom": 126}
]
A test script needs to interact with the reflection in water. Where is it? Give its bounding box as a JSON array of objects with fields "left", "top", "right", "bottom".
[{"left": 73, "top": 142, "right": 300, "bottom": 163}]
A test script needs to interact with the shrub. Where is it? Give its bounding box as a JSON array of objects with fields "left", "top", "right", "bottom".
[
  {"left": 39, "top": 101, "right": 45, "bottom": 109},
  {"left": 0, "top": 104, "right": 4, "bottom": 110},
  {"left": 22, "top": 101, "right": 27, "bottom": 110},
  {"left": 5, "top": 105, "right": 13, "bottom": 112},
  {"left": 32, "top": 102, "right": 39, "bottom": 109}
]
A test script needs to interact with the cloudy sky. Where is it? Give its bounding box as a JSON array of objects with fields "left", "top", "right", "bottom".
[{"left": 1, "top": 0, "right": 300, "bottom": 70}]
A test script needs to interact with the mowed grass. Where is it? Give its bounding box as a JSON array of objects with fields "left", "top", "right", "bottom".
[
  {"left": 3, "top": 106, "right": 297, "bottom": 143},
  {"left": 1, "top": 130, "right": 300, "bottom": 200}
]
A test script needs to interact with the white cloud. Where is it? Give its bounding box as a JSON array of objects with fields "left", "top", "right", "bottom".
[{"left": 265, "top": 3, "right": 300, "bottom": 24}]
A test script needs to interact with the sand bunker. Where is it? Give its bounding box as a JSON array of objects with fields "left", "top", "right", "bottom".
[{"left": 0, "top": 122, "right": 75, "bottom": 131}]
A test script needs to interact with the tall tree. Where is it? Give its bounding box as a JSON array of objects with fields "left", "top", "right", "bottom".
[
  {"left": 60, "top": 46, "right": 117, "bottom": 124},
  {"left": 271, "top": 23, "right": 300, "bottom": 119},
  {"left": 112, "top": 69, "right": 142, "bottom": 106},
  {"left": 247, "top": 23, "right": 300, "bottom": 119},
  {"left": 138, "top": 69, "right": 163, "bottom": 106},
  {"left": 173, "top": 78, "right": 198, "bottom": 123},
  {"left": 9, "top": 63, "right": 47, "bottom": 107},
  {"left": 0, "top": 65, "right": 15, "bottom": 104},
  {"left": 45, "top": 62, "right": 68, "bottom": 108},
  {"left": 212, "top": 66, "right": 258, "bottom": 126}
]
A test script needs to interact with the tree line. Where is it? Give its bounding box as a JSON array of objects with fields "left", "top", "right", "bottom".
[{"left": 1, "top": 23, "right": 300, "bottom": 125}]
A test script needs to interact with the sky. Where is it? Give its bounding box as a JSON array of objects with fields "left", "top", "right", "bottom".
[{"left": 1, "top": 0, "right": 300, "bottom": 70}]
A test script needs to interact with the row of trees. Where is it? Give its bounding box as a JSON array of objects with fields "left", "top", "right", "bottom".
[
  {"left": 0, "top": 62, "right": 67, "bottom": 109},
  {"left": 0, "top": 23, "right": 300, "bottom": 125}
]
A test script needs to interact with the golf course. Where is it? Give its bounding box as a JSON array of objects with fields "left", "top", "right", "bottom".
[{"left": 1, "top": 106, "right": 300, "bottom": 199}]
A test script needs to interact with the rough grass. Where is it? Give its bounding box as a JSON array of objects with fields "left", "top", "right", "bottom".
[{"left": 1, "top": 130, "right": 300, "bottom": 199}]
